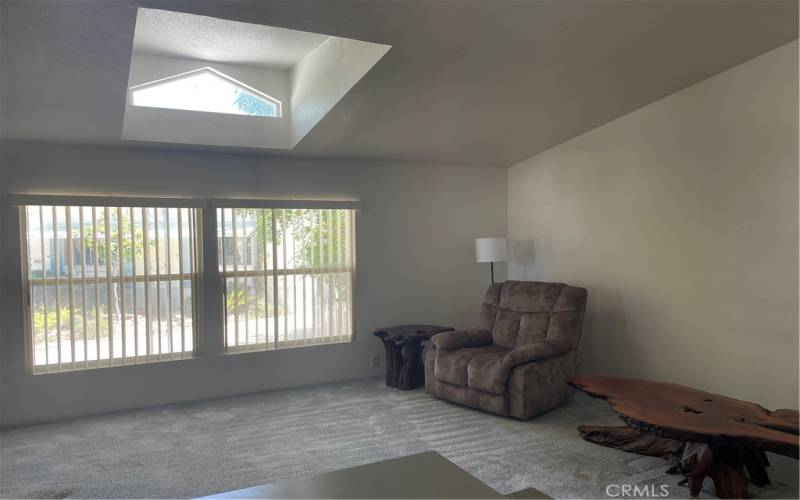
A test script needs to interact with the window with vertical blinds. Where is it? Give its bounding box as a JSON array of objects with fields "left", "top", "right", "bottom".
[
  {"left": 217, "top": 207, "right": 355, "bottom": 352},
  {"left": 21, "top": 205, "right": 201, "bottom": 373}
]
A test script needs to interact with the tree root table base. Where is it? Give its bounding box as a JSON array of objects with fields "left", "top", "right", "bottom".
[{"left": 567, "top": 375, "right": 799, "bottom": 499}]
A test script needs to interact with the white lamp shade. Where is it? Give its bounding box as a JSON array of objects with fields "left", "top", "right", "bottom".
[{"left": 475, "top": 237, "right": 507, "bottom": 263}]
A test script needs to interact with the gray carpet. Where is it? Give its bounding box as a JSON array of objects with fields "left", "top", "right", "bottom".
[{"left": 1, "top": 377, "right": 797, "bottom": 499}]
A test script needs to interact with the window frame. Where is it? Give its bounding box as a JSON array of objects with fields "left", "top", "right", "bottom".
[
  {"left": 16, "top": 197, "right": 205, "bottom": 375},
  {"left": 213, "top": 200, "right": 359, "bottom": 353}
]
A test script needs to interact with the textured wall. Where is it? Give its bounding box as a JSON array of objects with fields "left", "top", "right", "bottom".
[
  {"left": 0, "top": 142, "right": 506, "bottom": 426},
  {"left": 507, "top": 42, "right": 798, "bottom": 409}
]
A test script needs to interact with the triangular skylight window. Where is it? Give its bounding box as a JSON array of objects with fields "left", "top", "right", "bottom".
[{"left": 130, "top": 67, "right": 282, "bottom": 117}]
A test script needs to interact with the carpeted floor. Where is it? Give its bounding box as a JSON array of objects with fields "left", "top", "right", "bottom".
[{"left": 0, "top": 377, "right": 797, "bottom": 499}]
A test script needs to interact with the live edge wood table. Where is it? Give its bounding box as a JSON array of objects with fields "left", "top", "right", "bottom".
[
  {"left": 373, "top": 324, "right": 454, "bottom": 390},
  {"left": 567, "top": 375, "right": 799, "bottom": 499}
]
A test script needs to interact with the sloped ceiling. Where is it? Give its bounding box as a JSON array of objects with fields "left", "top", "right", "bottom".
[{"left": 1, "top": 0, "right": 797, "bottom": 167}]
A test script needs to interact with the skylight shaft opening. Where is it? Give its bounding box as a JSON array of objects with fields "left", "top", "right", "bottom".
[{"left": 130, "top": 67, "right": 282, "bottom": 118}]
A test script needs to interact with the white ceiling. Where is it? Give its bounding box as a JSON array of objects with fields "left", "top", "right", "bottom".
[
  {"left": 133, "top": 8, "right": 330, "bottom": 69},
  {"left": 1, "top": 0, "right": 797, "bottom": 167}
]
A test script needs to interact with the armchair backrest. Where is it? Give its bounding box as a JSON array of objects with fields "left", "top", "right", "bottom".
[{"left": 478, "top": 281, "right": 587, "bottom": 350}]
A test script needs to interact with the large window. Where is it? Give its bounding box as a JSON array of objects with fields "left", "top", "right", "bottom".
[
  {"left": 217, "top": 207, "right": 355, "bottom": 352},
  {"left": 21, "top": 204, "right": 201, "bottom": 373}
]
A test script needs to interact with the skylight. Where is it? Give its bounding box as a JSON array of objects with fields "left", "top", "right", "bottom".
[
  {"left": 123, "top": 8, "right": 391, "bottom": 149},
  {"left": 130, "top": 67, "right": 282, "bottom": 117}
]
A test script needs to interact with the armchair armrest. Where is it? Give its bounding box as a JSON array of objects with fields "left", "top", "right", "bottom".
[
  {"left": 431, "top": 329, "right": 493, "bottom": 350},
  {"left": 502, "top": 339, "right": 573, "bottom": 368}
]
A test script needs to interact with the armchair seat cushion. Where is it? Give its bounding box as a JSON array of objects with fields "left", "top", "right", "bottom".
[
  {"left": 468, "top": 339, "right": 572, "bottom": 395},
  {"left": 434, "top": 346, "right": 508, "bottom": 387},
  {"left": 467, "top": 350, "right": 509, "bottom": 394}
]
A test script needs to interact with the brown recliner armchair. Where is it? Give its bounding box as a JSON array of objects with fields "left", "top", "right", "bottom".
[{"left": 425, "top": 281, "right": 587, "bottom": 420}]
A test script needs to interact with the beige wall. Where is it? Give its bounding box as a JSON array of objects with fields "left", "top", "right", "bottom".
[
  {"left": 1, "top": 142, "right": 506, "bottom": 427},
  {"left": 507, "top": 41, "right": 798, "bottom": 409}
]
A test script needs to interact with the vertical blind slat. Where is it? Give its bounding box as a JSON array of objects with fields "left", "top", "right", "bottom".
[
  {"left": 103, "top": 207, "right": 113, "bottom": 365},
  {"left": 336, "top": 210, "right": 342, "bottom": 340},
  {"left": 271, "top": 209, "right": 279, "bottom": 350},
  {"left": 142, "top": 207, "right": 151, "bottom": 362},
  {"left": 317, "top": 213, "right": 323, "bottom": 343},
  {"left": 302, "top": 214, "right": 308, "bottom": 345},
  {"left": 52, "top": 206, "right": 62, "bottom": 369},
  {"left": 346, "top": 211, "right": 353, "bottom": 338},
  {"left": 93, "top": 207, "right": 101, "bottom": 366},
  {"left": 23, "top": 208, "right": 34, "bottom": 369},
  {"left": 240, "top": 212, "right": 249, "bottom": 347},
  {"left": 190, "top": 209, "right": 197, "bottom": 353},
  {"left": 80, "top": 207, "right": 88, "bottom": 368},
  {"left": 38, "top": 206, "right": 49, "bottom": 367},
  {"left": 252, "top": 212, "right": 259, "bottom": 347},
  {"left": 327, "top": 209, "right": 334, "bottom": 342},
  {"left": 130, "top": 207, "right": 139, "bottom": 359},
  {"left": 231, "top": 209, "right": 240, "bottom": 347},
  {"left": 291, "top": 210, "right": 297, "bottom": 343},
  {"left": 154, "top": 208, "right": 163, "bottom": 356},
  {"left": 220, "top": 208, "right": 228, "bottom": 348},
  {"left": 262, "top": 210, "right": 269, "bottom": 347},
  {"left": 281, "top": 210, "right": 288, "bottom": 344},
  {"left": 66, "top": 207, "right": 76, "bottom": 367},
  {"left": 165, "top": 208, "right": 174, "bottom": 360},
  {"left": 116, "top": 207, "right": 126, "bottom": 364},
  {"left": 177, "top": 208, "right": 185, "bottom": 358},
  {"left": 310, "top": 223, "right": 316, "bottom": 344}
]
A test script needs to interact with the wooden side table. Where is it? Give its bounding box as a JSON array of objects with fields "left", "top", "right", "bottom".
[
  {"left": 567, "top": 375, "right": 799, "bottom": 499},
  {"left": 373, "top": 325, "right": 454, "bottom": 390}
]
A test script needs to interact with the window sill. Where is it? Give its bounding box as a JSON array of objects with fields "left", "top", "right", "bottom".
[
  {"left": 32, "top": 352, "right": 198, "bottom": 375},
  {"left": 222, "top": 336, "right": 353, "bottom": 355}
]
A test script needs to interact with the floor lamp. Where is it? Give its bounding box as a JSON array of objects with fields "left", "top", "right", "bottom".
[{"left": 475, "top": 237, "right": 507, "bottom": 283}]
